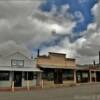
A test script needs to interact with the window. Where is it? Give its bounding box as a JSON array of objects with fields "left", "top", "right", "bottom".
[
  {"left": 0, "top": 71, "right": 9, "bottom": 81},
  {"left": 33, "top": 72, "right": 37, "bottom": 79},
  {"left": 11, "top": 59, "right": 24, "bottom": 67},
  {"left": 63, "top": 70, "right": 74, "bottom": 80},
  {"left": 42, "top": 72, "right": 54, "bottom": 81},
  {"left": 24, "top": 72, "right": 35, "bottom": 80},
  {"left": 47, "top": 72, "right": 54, "bottom": 81}
]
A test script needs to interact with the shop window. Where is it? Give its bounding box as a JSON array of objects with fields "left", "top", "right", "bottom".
[
  {"left": 48, "top": 72, "right": 54, "bottom": 81},
  {"left": 0, "top": 71, "right": 9, "bottom": 81},
  {"left": 24, "top": 72, "right": 37, "bottom": 80},
  {"left": 63, "top": 70, "right": 74, "bottom": 80},
  {"left": 33, "top": 72, "right": 37, "bottom": 79},
  {"left": 42, "top": 72, "right": 54, "bottom": 81}
]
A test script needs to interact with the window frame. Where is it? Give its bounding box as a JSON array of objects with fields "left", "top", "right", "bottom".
[{"left": 11, "top": 59, "right": 24, "bottom": 67}]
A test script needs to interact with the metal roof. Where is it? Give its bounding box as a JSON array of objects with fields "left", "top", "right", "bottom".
[{"left": 0, "top": 66, "right": 41, "bottom": 72}]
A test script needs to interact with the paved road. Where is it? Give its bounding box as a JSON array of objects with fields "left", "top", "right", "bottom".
[{"left": 0, "top": 84, "right": 100, "bottom": 100}]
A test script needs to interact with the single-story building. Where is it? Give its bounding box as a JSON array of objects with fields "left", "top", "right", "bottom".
[
  {"left": 76, "top": 67, "right": 90, "bottom": 83},
  {"left": 37, "top": 51, "right": 100, "bottom": 87},
  {"left": 37, "top": 52, "right": 76, "bottom": 87},
  {"left": 0, "top": 47, "right": 41, "bottom": 91},
  {"left": 76, "top": 52, "right": 100, "bottom": 83},
  {"left": 76, "top": 65, "right": 100, "bottom": 83}
]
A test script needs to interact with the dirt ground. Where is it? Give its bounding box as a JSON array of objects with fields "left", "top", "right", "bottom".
[{"left": 0, "top": 83, "right": 100, "bottom": 100}]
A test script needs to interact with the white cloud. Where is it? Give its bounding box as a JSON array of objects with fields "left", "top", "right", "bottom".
[
  {"left": 32, "top": 4, "right": 76, "bottom": 34},
  {"left": 0, "top": 1, "right": 76, "bottom": 57},
  {"left": 73, "top": 1, "right": 100, "bottom": 64},
  {"left": 0, "top": 0, "right": 99, "bottom": 65},
  {"left": 38, "top": 1, "right": 100, "bottom": 65},
  {"left": 39, "top": 0, "right": 100, "bottom": 65},
  {"left": 0, "top": 40, "right": 32, "bottom": 58},
  {"left": 87, "top": 23, "right": 97, "bottom": 30}
]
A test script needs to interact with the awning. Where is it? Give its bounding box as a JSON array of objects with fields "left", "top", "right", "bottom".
[
  {"left": 76, "top": 67, "right": 89, "bottom": 71},
  {"left": 38, "top": 64, "right": 76, "bottom": 69},
  {"left": 0, "top": 66, "right": 42, "bottom": 72}
]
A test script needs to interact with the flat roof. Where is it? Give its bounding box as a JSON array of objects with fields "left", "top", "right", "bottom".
[{"left": 49, "top": 52, "right": 66, "bottom": 56}]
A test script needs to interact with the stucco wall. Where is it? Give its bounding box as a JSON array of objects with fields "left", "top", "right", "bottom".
[{"left": 37, "top": 53, "right": 76, "bottom": 68}]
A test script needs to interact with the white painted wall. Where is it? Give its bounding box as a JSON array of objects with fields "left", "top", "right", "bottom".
[
  {"left": 0, "top": 52, "right": 36, "bottom": 68},
  {"left": 0, "top": 51, "right": 40, "bottom": 88},
  {"left": 0, "top": 72, "right": 12, "bottom": 87},
  {"left": 22, "top": 80, "right": 36, "bottom": 87}
]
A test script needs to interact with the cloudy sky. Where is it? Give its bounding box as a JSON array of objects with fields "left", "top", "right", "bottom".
[{"left": 0, "top": 0, "right": 99, "bottom": 64}]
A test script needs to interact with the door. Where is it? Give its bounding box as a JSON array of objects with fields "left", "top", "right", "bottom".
[
  {"left": 54, "top": 69, "right": 63, "bottom": 84},
  {"left": 14, "top": 72, "right": 22, "bottom": 87}
]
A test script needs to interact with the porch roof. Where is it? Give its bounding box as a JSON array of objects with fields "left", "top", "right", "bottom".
[
  {"left": 77, "top": 67, "right": 100, "bottom": 71},
  {"left": 0, "top": 66, "right": 41, "bottom": 72},
  {"left": 76, "top": 67, "right": 89, "bottom": 70},
  {"left": 38, "top": 64, "right": 76, "bottom": 69}
]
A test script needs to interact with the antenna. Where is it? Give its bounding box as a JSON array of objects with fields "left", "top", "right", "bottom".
[
  {"left": 99, "top": 51, "right": 100, "bottom": 65},
  {"left": 37, "top": 49, "right": 40, "bottom": 57}
]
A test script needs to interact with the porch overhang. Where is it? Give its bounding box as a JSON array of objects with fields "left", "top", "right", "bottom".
[
  {"left": 0, "top": 66, "right": 42, "bottom": 72},
  {"left": 77, "top": 67, "right": 100, "bottom": 71},
  {"left": 38, "top": 64, "right": 76, "bottom": 69}
]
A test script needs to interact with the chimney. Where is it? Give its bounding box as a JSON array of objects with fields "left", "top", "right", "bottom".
[
  {"left": 52, "top": 30, "right": 56, "bottom": 35},
  {"left": 93, "top": 60, "right": 96, "bottom": 66},
  {"left": 99, "top": 51, "right": 100, "bottom": 64},
  {"left": 31, "top": 55, "right": 33, "bottom": 59},
  {"left": 37, "top": 49, "right": 40, "bottom": 57}
]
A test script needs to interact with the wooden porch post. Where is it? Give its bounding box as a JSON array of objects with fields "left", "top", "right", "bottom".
[
  {"left": 39, "top": 72, "right": 43, "bottom": 88},
  {"left": 11, "top": 71, "right": 14, "bottom": 92},
  {"left": 89, "top": 70, "right": 92, "bottom": 83},
  {"left": 95, "top": 71, "right": 97, "bottom": 82},
  {"left": 36, "top": 72, "right": 43, "bottom": 88},
  {"left": 41, "top": 79, "right": 44, "bottom": 88},
  {"left": 27, "top": 72, "right": 30, "bottom": 91},
  {"left": 74, "top": 69, "right": 76, "bottom": 83}
]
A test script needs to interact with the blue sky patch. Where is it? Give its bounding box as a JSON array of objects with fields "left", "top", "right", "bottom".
[
  {"left": 36, "top": 0, "right": 97, "bottom": 51},
  {"left": 40, "top": 0, "right": 97, "bottom": 33}
]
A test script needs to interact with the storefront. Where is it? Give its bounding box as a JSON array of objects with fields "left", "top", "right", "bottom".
[
  {"left": 0, "top": 49, "right": 42, "bottom": 90},
  {"left": 37, "top": 52, "right": 76, "bottom": 87}
]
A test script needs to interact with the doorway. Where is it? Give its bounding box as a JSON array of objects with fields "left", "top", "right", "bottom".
[
  {"left": 54, "top": 69, "right": 63, "bottom": 84},
  {"left": 96, "top": 72, "right": 100, "bottom": 82},
  {"left": 14, "top": 72, "right": 22, "bottom": 87}
]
